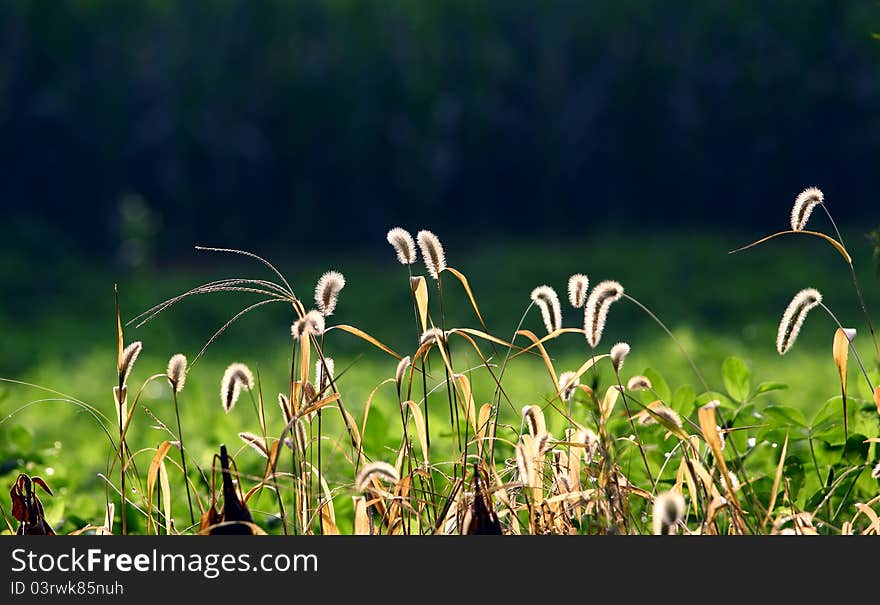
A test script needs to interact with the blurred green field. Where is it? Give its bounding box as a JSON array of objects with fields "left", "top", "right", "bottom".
[{"left": 2, "top": 228, "right": 879, "bottom": 534}]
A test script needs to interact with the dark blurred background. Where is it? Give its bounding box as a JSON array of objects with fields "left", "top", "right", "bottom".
[{"left": 1, "top": 0, "right": 879, "bottom": 264}]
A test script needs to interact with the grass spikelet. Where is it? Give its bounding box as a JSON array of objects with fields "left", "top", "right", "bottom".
[
  {"left": 238, "top": 431, "right": 269, "bottom": 458},
  {"left": 558, "top": 371, "right": 579, "bottom": 402},
  {"left": 776, "top": 288, "right": 823, "bottom": 355},
  {"left": 166, "top": 353, "right": 187, "bottom": 393},
  {"left": 521, "top": 404, "right": 547, "bottom": 438},
  {"left": 278, "top": 393, "right": 292, "bottom": 424},
  {"left": 293, "top": 310, "right": 326, "bottom": 340},
  {"left": 609, "top": 342, "right": 630, "bottom": 373},
  {"left": 386, "top": 227, "right": 417, "bottom": 265},
  {"left": 355, "top": 461, "right": 400, "bottom": 491},
  {"left": 316, "top": 358, "right": 335, "bottom": 392},
  {"left": 567, "top": 274, "right": 589, "bottom": 308},
  {"left": 395, "top": 355, "right": 411, "bottom": 390},
  {"left": 652, "top": 490, "right": 685, "bottom": 535},
  {"left": 314, "top": 271, "right": 346, "bottom": 316},
  {"left": 420, "top": 327, "right": 446, "bottom": 347},
  {"left": 790, "top": 187, "right": 824, "bottom": 232},
  {"left": 221, "top": 362, "right": 254, "bottom": 413},
  {"left": 119, "top": 341, "right": 142, "bottom": 386},
  {"left": 637, "top": 403, "right": 682, "bottom": 428},
  {"left": 514, "top": 438, "right": 536, "bottom": 487},
  {"left": 416, "top": 230, "right": 446, "bottom": 280},
  {"left": 872, "top": 462, "right": 880, "bottom": 480},
  {"left": 584, "top": 280, "right": 624, "bottom": 348},
  {"left": 627, "top": 375, "right": 653, "bottom": 391},
  {"left": 530, "top": 285, "right": 562, "bottom": 335}
]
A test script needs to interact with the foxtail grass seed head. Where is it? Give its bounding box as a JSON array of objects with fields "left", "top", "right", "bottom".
[
  {"left": 558, "top": 371, "right": 579, "bottom": 402},
  {"left": 567, "top": 274, "right": 589, "bottom": 308},
  {"left": 627, "top": 375, "right": 653, "bottom": 391},
  {"left": 790, "top": 187, "right": 824, "bottom": 231},
  {"left": 395, "top": 355, "right": 411, "bottom": 389},
  {"left": 776, "top": 288, "right": 823, "bottom": 354},
  {"left": 220, "top": 362, "right": 254, "bottom": 413},
  {"left": 521, "top": 405, "right": 547, "bottom": 438},
  {"left": 278, "top": 393, "right": 292, "bottom": 424},
  {"left": 420, "top": 327, "right": 446, "bottom": 347},
  {"left": 584, "top": 280, "right": 624, "bottom": 348},
  {"left": 639, "top": 404, "right": 682, "bottom": 429},
  {"left": 166, "top": 353, "right": 187, "bottom": 393},
  {"left": 872, "top": 462, "right": 880, "bottom": 480},
  {"left": 119, "top": 341, "right": 142, "bottom": 386},
  {"left": 314, "top": 271, "right": 346, "bottom": 316},
  {"left": 315, "top": 358, "right": 335, "bottom": 392},
  {"left": 652, "top": 491, "right": 686, "bottom": 535},
  {"left": 530, "top": 285, "right": 562, "bottom": 334},
  {"left": 416, "top": 230, "right": 446, "bottom": 280},
  {"left": 609, "top": 342, "right": 630, "bottom": 373},
  {"left": 386, "top": 227, "right": 417, "bottom": 265},
  {"left": 238, "top": 432, "right": 269, "bottom": 459},
  {"left": 355, "top": 461, "right": 400, "bottom": 491}
]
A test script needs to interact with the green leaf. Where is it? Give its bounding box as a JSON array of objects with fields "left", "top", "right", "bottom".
[
  {"left": 753, "top": 382, "right": 788, "bottom": 397},
  {"left": 722, "top": 357, "right": 751, "bottom": 402},
  {"left": 642, "top": 368, "right": 671, "bottom": 402},
  {"left": 671, "top": 384, "right": 695, "bottom": 417},
  {"left": 763, "top": 405, "right": 808, "bottom": 428},
  {"left": 810, "top": 396, "right": 850, "bottom": 444}
]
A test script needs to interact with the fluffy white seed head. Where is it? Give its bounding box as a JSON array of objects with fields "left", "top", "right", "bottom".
[
  {"left": 567, "top": 274, "right": 589, "bottom": 308},
  {"left": 355, "top": 461, "right": 400, "bottom": 492},
  {"left": 558, "top": 371, "right": 580, "bottom": 402},
  {"left": 119, "top": 341, "right": 143, "bottom": 387},
  {"left": 314, "top": 271, "right": 346, "bottom": 316},
  {"left": 292, "top": 310, "right": 326, "bottom": 341},
  {"left": 776, "top": 288, "right": 823, "bottom": 355},
  {"left": 627, "top": 375, "right": 653, "bottom": 391},
  {"left": 653, "top": 491, "right": 686, "bottom": 535},
  {"left": 220, "top": 362, "right": 254, "bottom": 413},
  {"left": 521, "top": 404, "right": 547, "bottom": 438},
  {"left": 386, "top": 227, "right": 417, "bottom": 265},
  {"left": 790, "top": 187, "right": 824, "bottom": 231},
  {"left": 395, "top": 355, "right": 412, "bottom": 389},
  {"left": 416, "top": 230, "right": 447, "bottom": 280},
  {"left": 609, "top": 342, "right": 630, "bottom": 374},
  {"left": 166, "top": 353, "right": 188, "bottom": 393},
  {"left": 584, "top": 281, "right": 624, "bottom": 348},
  {"left": 419, "top": 327, "right": 446, "bottom": 347},
  {"left": 530, "top": 285, "right": 562, "bottom": 335}
]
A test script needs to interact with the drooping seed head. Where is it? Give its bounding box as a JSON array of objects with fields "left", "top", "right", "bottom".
[
  {"left": 395, "top": 355, "right": 412, "bottom": 389},
  {"left": 530, "top": 285, "right": 562, "bottom": 335},
  {"left": 386, "top": 227, "right": 417, "bottom": 265},
  {"left": 790, "top": 187, "right": 824, "bottom": 232},
  {"left": 315, "top": 357, "right": 335, "bottom": 392},
  {"left": 872, "top": 462, "right": 880, "bottom": 480},
  {"left": 220, "top": 362, "right": 254, "bottom": 413},
  {"left": 639, "top": 403, "right": 683, "bottom": 429},
  {"left": 652, "top": 490, "right": 686, "bottom": 535},
  {"left": 355, "top": 461, "right": 400, "bottom": 492},
  {"left": 521, "top": 404, "right": 547, "bottom": 438},
  {"left": 292, "top": 310, "right": 326, "bottom": 341},
  {"left": 314, "top": 271, "right": 346, "bottom": 316},
  {"left": 558, "top": 371, "right": 580, "bottom": 402},
  {"left": 419, "top": 327, "right": 446, "bottom": 347},
  {"left": 584, "top": 281, "right": 624, "bottom": 348},
  {"left": 627, "top": 375, "right": 653, "bottom": 391},
  {"left": 238, "top": 431, "right": 269, "bottom": 459},
  {"left": 166, "top": 353, "right": 188, "bottom": 393},
  {"left": 609, "top": 342, "right": 630, "bottom": 374},
  {"left": 119, "top": 341, "right": 143, "bottom": 387},
  {"left": 416, "top": 230, "right": 447, "bottom": 280},
  {"left": 278, "top": 393, "right": 292, "bottom": 424},
  {"left": 776, "top": 288, "right": 823, "bottom": 355},
  {"left": 567, "top": 274, "right": 589, "bottom": 308}
]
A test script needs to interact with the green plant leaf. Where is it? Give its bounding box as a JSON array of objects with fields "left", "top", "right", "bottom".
[
  {"left": 753, "top": 382, "right": 788, "bottom": 397},
  {"left": 722, "top": 357, "right": 751, "bottom": 402},
  {"left": 763, "top": 405, "right": 808, "bottom": 428},
  {"left": 671, "top": 384, "right": 695, "bottom": 417},
  {"left": 642, "top": 368, "right": 671, "bottom": 402}
]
